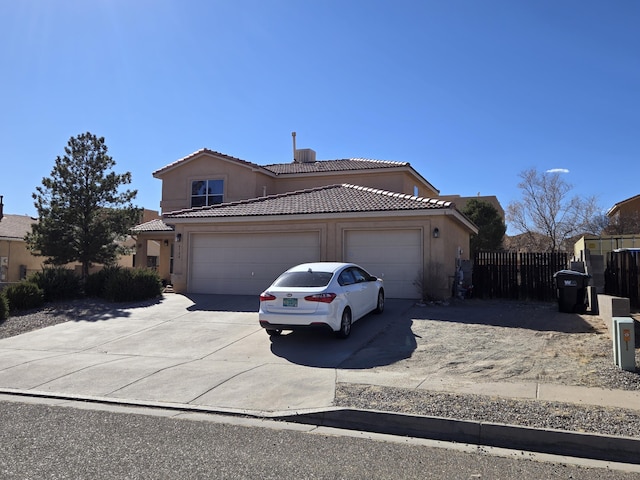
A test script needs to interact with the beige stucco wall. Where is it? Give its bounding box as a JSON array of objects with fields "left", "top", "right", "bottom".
[
  {"left": 157, "top": 154, "right": 275, "bottom": 213},
  {"left": 0, "top": 240, "right": 46, "bottom": 282},
  {"left": 0, "top": 238, "right": 147, "bottom": 285},
  {"left": 609, "top": 196, "right": 640, "bottom": 218},
  {"left": 574, "top": 235, "right": 640, "bottom": 261},
  {"left": 155, "top": 153, "right": 440, "bottom": 214},
  {"left": 272, "top": 170, "right": 438, "bottom": 198},
  {"left": 166, "top": 211, "right": 471, "bottom": 299}
]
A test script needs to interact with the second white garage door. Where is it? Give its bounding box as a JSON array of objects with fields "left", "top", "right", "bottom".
[
  {"left": 344, "top": 229, "right": 422, "bottom": 299},
  {"left": 189, "top": 231, "right": 321, "bottom": 295}
]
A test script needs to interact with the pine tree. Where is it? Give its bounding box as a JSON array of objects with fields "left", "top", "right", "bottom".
[{"left": 27, "top": 132, "right": 140, "bottom": 279}]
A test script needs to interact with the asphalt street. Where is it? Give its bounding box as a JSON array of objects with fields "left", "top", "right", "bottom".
[{"left": 2, "top": 399, "right": 639, "bottom": 479}]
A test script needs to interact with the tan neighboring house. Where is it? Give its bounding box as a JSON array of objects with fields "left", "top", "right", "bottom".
[
  {"left": 574, "top": 193, "right": 640, "bottom": 262},
  {"left": 571, "top": 194, "right": 640, "bottom": 293},
  {"left": 132, "top": 148, "right": 479, "bottom": 299},
  {"left": 438, "top": 194, "right": 505, "bottom": 220},
  {"left": 0, "top": 200, "right": 159, "bottom": 284},
  {"left": 0, "top": 213, "right": 43, "bottom": 283},
  {"left": 607, "top": 193, "right": 640, "bottom": 223}
]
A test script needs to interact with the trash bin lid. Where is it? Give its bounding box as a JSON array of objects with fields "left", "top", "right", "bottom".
[{"left": 553, "top": 269, "right": 590, "bottom": 277}]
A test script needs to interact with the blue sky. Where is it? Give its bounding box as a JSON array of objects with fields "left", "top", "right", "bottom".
[{"left": 1, "top": 0, "right": 638, "bottom": 234}]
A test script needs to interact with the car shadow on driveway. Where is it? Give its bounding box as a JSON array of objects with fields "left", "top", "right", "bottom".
[
  {"left": 267, "top": 299, "right": 418, "bottom": 369},
  {"left": 410, "top": 299, "right": 597, "bottom": 334},
  {"left": 184, "top": 294, "right": 259, "bottom": 312}
]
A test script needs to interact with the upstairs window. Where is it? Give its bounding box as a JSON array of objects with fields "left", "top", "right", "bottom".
[{"left": 191, "top": 179, "right": 224, "bottom": 207}]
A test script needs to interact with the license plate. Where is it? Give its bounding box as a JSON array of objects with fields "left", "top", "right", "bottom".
[{"left": 283, "top": 297, "right": 298, "bottom": 307}]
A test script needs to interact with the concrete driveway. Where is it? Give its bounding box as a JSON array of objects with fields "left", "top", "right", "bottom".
[{"left": 0, "top": 294, "right": 414, "bottom": 414}]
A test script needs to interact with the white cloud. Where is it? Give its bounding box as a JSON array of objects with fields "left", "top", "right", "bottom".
[{"left": 546, "top": 168, "right": 570, "bottom": 174}]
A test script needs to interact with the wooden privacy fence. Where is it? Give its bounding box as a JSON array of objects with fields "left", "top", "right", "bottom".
[
  {"left": 472, "top": 251, "right": 569, "bottom": 301},
  {"left": 605, "top": 249, "right": 640, "bottom": 309}
]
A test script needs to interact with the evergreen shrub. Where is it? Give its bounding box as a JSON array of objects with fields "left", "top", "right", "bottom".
[
  {"left": 28, "top": 267, "right": 82, "bottom": 302},
  {"left": 4, "top": 282, "right": 45, "bottom": 312},
  {"left": 0, "top": 292, "right": 9, "bottom": 321},
  {"left": 90, "top": 267, "right": 162, "bottom": 302}
]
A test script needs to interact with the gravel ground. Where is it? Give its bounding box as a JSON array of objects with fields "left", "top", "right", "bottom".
[
  {"left": 2, "top": 298, "right": 640, "bottom": 441},
  {"left": 335, "top": 383, "right": 640, "bottom": 438},
  {"left": 334, "top": 300, "right": 640, "bottom": 439}
]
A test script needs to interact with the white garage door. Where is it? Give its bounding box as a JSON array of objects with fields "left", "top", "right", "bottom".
[
  {"left": 345, "top": 229, "right": 422, "bottom": 299},
  {"left": 189, "top": 231, "right": 321, "bottom": 295}
]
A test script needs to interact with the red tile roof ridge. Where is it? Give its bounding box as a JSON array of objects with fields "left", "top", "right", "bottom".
[
  {"left": 346, "top": 158, "right": 408, "bottom": 165},
  {"left": 341, "top": 184, "right": 452, "bottom": 207}
]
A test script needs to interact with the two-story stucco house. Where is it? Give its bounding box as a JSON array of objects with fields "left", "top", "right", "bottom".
[{"left": 132, "top": 147, "right": 478, "bottom": 299}]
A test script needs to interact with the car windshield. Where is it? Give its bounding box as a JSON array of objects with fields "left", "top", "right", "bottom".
[{"left": 272, "top": 271, "right": 333, "bottom": 288}]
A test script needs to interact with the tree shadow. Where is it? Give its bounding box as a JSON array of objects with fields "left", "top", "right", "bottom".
[{"left": 10, "top": 297, "right": 147, "bottom": 323}]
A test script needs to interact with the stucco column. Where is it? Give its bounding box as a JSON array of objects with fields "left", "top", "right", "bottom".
[{"left": 136, "top": 240, "right": 149, "bottom": 269}]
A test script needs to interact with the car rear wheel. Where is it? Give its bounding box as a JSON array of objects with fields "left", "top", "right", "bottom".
[
  {"left": 374, "top": 289, "right": 384, "bottom": 313},
  {"left": 336, "top": 308, "right": 352, "bottom": 339},
  {"left": 266, "top": 329, "right": 282, "bottom": 337}
]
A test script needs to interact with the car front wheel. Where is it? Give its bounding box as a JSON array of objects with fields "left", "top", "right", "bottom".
[{"left": 336, "top": 308, "right": 352, "bottom": 339}]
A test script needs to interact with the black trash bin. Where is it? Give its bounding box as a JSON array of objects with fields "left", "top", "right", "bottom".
[{"left": 553, "top": 270, "right": 591, "bottom": 313}]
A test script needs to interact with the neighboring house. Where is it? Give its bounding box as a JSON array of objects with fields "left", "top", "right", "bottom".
[
  {"left": 438, "top": 194, "right": 505, "bottom": 220},
  {"left": 571, "top": 194, "right": 640, "bottom": 293},
  {"left": 0, "top": 213, "right": 43, "bottom": 283},
  {"left": 607, "top": 193, "right": 640, "bottom": 220},
  {"left": 132, "top": 148, "right": 479, "bottom": 299},
  {"left": 0, "top": 199, "right": 158, "bottom": 284},
  {"left": 574, "top": 193, "right": 640, "bottom": 262},
  {"left": 606, "top": 193, "right": 640, "bottom": 234}
]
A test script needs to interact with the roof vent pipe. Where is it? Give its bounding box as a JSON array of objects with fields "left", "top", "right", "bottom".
[
  {"left": 0, "top": 195, "right": 3, "bottom": 221},
  {"left": 292, "top": 131, "right": 297, "bottom": 163}
]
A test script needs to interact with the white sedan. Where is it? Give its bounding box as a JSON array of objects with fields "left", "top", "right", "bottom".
[{"left": 258, "top": 262, "right": 384, "bottom": 338}]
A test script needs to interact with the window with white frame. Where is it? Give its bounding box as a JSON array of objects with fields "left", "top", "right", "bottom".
[{"left": 191, "top": 179, "right": 224, "bottom": 207}]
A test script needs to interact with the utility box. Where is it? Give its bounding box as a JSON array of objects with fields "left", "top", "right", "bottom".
[{"left": 613, "top": 317, "right": 636, "bottom": 371}]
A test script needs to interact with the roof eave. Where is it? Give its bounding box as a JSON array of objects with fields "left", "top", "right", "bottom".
[
  {"left": 164, "top": 209, "right": 456, "bottom": 224},
  {"left": 152, "top": 149, "right": 274, "bottom": 179}
]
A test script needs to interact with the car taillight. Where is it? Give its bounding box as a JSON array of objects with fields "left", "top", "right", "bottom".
[
  {"left": 259, "top": 293, "right": 276, "bottom": 302},
  {"left": 304, "top": 293, "right": 337, "bottom": 303}
]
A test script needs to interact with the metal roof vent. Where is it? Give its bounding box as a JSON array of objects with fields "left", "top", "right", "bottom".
[{"left": 295, "top": 148, "right": 316, "bottom": 163}]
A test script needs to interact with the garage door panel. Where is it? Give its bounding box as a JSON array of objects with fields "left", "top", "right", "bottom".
[
  {"left": 345, "top": 229, "right": 422, "bottom": 299},
  {"left": 190, "top": 232, "right": 320, "bottom": 295}
]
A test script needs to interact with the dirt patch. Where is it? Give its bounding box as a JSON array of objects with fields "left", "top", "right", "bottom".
[{"left": 341, "top": 299, "right": 640, "bottom": 390}]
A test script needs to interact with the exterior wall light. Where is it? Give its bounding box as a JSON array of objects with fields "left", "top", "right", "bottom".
[
  {"left": 175, "top": 233, "right": 182, "bottom": 242},
  {"left": 433, "top": 227, "right": 439, "bottom": 238}
]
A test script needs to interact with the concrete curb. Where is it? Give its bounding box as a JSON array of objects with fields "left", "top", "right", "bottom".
[
  {"left": 2, "top": 389, "right": 639, "bottom": 465},
  {"left": 278, "top": 408, "right": 640, "bottom": 465}
]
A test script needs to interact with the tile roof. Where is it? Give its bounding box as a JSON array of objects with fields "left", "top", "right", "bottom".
[
  {"left": 262, "top": 158, "right": 409, "bottom": 175},
  {"left": 152, "top": 149, "right": 412, "bottom": 178},
  {"left": 0, "top": 214, "right": 36, "bottom": 240},
  {"left": 164, "top": 184, "right": 453, "bottom": 219},
  {"left": 152, "top": 148, "right": 266, "bottom": 177},
  {"left": 130, "top": 218, "right": 175, "bottom": 233}
]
